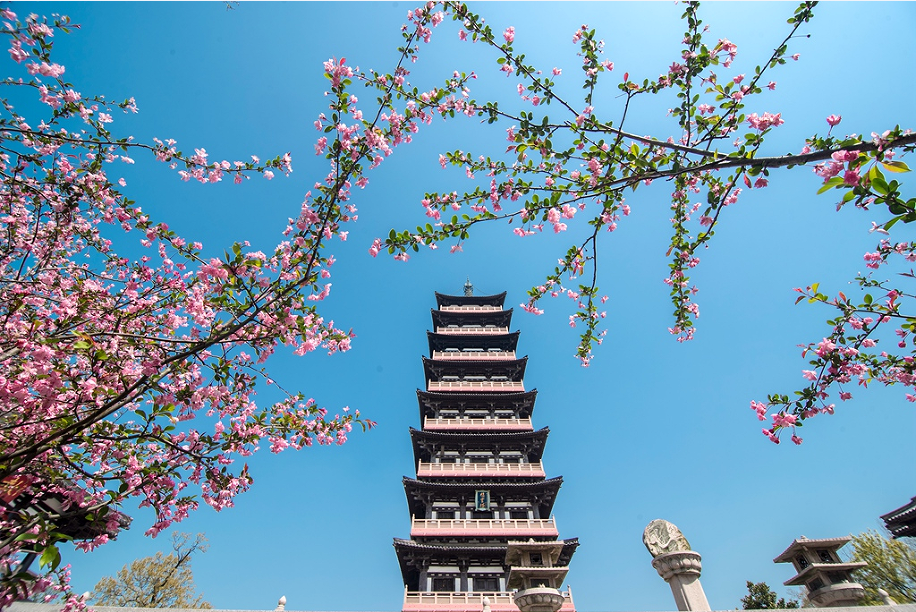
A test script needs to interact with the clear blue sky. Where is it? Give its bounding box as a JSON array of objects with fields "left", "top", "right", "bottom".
[{"left": 15, "top": 2, "right": 916, "bottom": 611}]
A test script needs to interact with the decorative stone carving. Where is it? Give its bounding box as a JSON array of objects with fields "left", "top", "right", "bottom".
[
  {"left": 651, "top": 550, "right": 703, "bottom": 581},
  {"left": 513, "top": 587, "right": 566, "bottom": 612},
  {"left": 644, "top": 521, "right": 710, "bottom": 612},
  {"left": 643, "top": 519, "right": 691, "bottom": 557}
]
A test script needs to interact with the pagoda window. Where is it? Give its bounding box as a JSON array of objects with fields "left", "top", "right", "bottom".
[
  {"left": 434, "top": 510, "right": 455, "bottom": 519},
  {"left": 472, "top": 510, "right": 492, "bottom": 520},
  {"left": 510, "top": 509, "right": 529, "bottom": 520},
  {"left": 795, "top": 555, "right": 809, "bottom": 570},
  {"left": 431, "top": 576, "right": 456, "bottom": 592},
  {"left": 816, "top": 549, "right": 835, "bottom": 563},
  {"left": 472, "top": 576, "right": 499, "bottom": 592},
  {"left": 492, "top": 376, "right": 508, "bottom": 381},
  {"left": 827, "top": 572, "right": 847, "bottom": 584},
  {"left": 807, "top": 578, "right": 824, "bottom": 592},
  {"left": 529, "top": 552, "right": 543, "bottom": 566}
]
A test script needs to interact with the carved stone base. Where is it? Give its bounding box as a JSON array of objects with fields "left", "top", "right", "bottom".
[
  {"left": 651, "top": 551, "right": 710, "bottom": 612},
  {"left": 513, "top": 587, "right": 566, "bottom": 612},
  {"left": 809, "top": 583, "right": 866, "bottom": 608}
]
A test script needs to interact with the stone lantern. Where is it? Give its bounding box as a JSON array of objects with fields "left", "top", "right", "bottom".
[
  {"left": 773, "top": 536, "right": 867, "bottom": 607},
  {"left": 506, "top": 540, "right": 569, "bottom": 612}
]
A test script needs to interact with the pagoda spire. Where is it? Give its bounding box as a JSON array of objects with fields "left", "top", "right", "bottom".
[{"left": 464, "top": 278, "right": 474, "bottom": 296}]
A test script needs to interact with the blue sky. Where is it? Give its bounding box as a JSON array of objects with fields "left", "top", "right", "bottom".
[{"left": 14, "top": 2, "right": 916, "bottom": 611}]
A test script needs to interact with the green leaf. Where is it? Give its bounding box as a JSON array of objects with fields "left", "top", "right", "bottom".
[
  {"left": 39, "top": 545, "right": 61, "bottom": 570},
  {"left": 817, "top": 177, "right": 843, "bottom": 194},
  {"left": 882, "top": 160, "right": 910, "bottom": 173}
]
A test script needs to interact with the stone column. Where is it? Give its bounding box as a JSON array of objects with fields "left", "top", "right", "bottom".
[
  {"left": 651, "top": 550, "right": 710, "bottom": 612},
  {"left": 643, "top": 519, "right": 711, "bottom": 612}
]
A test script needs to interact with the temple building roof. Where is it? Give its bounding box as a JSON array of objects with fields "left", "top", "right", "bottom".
[
  {"left": 881, "top": 495, "right": 916, "bottom": 538},
  {"left": 427, "top": 331, "right": 520, "bottom": 353},
  {"left": 432, "top": 308, "right": 513, "bottom": 329},
  {"left": 409, "top": 428, "right": 549, "bottom": 464},
  {"left": 417, "top": 390, "right": 537, "bottom": 416},
  {"left": 402, "top": 476, "right": 563, "bottom": 517},
  {"left": 422, "top": 356, "right": 528, "bottom": 381},
  {"left": 435, "top": 291, "right": 507, "bottom": 308}
]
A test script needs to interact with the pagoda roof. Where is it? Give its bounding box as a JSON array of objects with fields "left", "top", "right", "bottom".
[
  {"left": 773, "top": 536, "right": 853, "bottom": 563},
  {"left": 432, "top": 308, "right": 513, "bottom": 329},
  {"left": 393, "top": 537, "right": 579, "bottom": 578},
  {"left": 881, "top": 495, "right": 916, "bottom": 538},
  {"left": 402, "top": 477, "right": 563, "bottom": 517},
  {"left": 427, "top": 331, "right": 520, "bottom": 353},
  {"left": 422, "top": 356, "right": 528, "bottom": 381},
  {"left": 436, "top": 291, "right": 507, "bottom": 308},
  {"left": 410, "top": 427, "right": 549, "bottom": 464},
  {"left": 781, "top": 562, "right": 868, "bottom": 587},
  {"left": 417, "top": 389, "right": 537, "bottom": 419}
]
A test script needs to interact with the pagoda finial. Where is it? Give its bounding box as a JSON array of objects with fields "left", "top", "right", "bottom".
[{"left": 464, "top": 278, "right": 473, "bottom": 296}]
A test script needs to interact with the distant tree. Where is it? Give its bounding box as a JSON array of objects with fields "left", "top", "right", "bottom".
[
  {"left": 741, "top": 581, "right": 799, "bottom": 609},
  {"left": 849, "top": 529, "right": 916, "bottom": 604},
  {"left": 91, "top": 533, "right": 211, "bottom": 608}
]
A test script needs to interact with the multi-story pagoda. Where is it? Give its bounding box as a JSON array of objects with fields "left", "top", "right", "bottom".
[{"left": 394, "top": 283, "right": 578, "bottom": 612}]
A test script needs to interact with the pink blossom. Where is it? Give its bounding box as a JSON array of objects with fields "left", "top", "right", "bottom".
[
  {"left": 503, "top": 26, "right": 515, "bottom": 44},
  {"left": 826, "top": 114, "right": 842, "bottom": 127}
]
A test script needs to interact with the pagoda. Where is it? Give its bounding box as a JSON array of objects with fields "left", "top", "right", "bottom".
[{"left": 394, "top": 282, "right": 578, "bottom": 612}]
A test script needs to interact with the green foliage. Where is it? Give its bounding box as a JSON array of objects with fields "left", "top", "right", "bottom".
[
  {"left": 92, "top": 533, "right": 211, "bottom": 609},
  {"left": 741, "top": 581, "right": 799, "bottom": 609},
  {"left": 849, "top": 529, "right": 916, "bottom": 604}
]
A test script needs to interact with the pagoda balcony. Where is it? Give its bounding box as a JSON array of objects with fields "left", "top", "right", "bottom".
[
  {"left": 423, "top": 417, "right": 533, "bottom": 432},
  {"left": 402, "top": 590, "right": 575, "bottom": 612},
  {"left": 432, "top": 350, "right": 517, "bottom": 361},
  {"left": 435, "top": 326, "right": 510, "bottom": 335},
  {"left": 427, "top": 381, "right": 525, "bottom": 392},
  {"left": 417, "top": 461, "right": 545, "bottom": 477},
  {"left": 410, "top": 517, "right": 558, "bottom": 537},
  {"left": 439, "top": 305, "right": 503, "bottom": 312}
]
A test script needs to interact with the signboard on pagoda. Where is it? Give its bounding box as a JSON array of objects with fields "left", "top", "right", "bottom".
[
  {"left": 0, "top": 474, "right": 33, "bottom": 504},
  {"left": 475, "top": 490, "right": 490, "bottom": 511}
]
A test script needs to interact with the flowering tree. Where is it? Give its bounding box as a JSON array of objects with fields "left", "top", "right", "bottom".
[
  {"left": 356, "top": 1, "right": 915, "bottom": 445},
  {"left": 0, "top": 7, "right": 482, "bottom": 606}
]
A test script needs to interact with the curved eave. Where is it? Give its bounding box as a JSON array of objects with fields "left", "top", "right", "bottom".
[
  {"left": 422, "top": 356, "right": 528, "bottom": 381},
  {"left": 409, "top": 427, "right": 549, "bottom": 464},
  {"left": 427, "top": 331, "right": 520, "bottom": 354},
  {"left": 435, "top": 291, "right": 507, "bottom": 308},
  {"left": 394, "top": 537, "right": 579, "bottom": 565},
  {"left": 417, "top": 389, "right": 538, "bottom": 419},
  {"left": 402, "top": 476, "right": 563, "bottom": 516},
  {"left": 432, "top": 308, "right": 513, "bottom": 329}
]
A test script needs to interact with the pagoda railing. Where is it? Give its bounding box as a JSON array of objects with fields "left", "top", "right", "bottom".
[
  {"left": 417, "top": 461, "right": 545, "bottom": 477},
  {"left": 423, "top": 417, "right": 533, "bottom": 431},
  {"left": 432, "top": 350, "right": 517, "bottom": 361},
  {"left": 402, "top": 589, "right": 575, "bottom": 612},
  {"left": 435, "top": 326, "right": 510, "bottom": 335},
  {"left": 427, "top": 381, "right": 524, "bottom": 392},
  {"left": 410, "top": 517, "right": 557, "bottom": 537},
  {"left": 439, "top": 305, "right": 503, "bottom": 312}
]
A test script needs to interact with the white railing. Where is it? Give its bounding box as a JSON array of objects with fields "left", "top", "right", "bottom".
[
  {"left": 435, "top": 327, "right": 510, "bottom": 335},
  {"left": 417, "top": 461, "right": 544, "bottom": 477},
  {"left": 432, "top": 351, "right": 517, "bottom": 361},
  {"left": 402, "top": 590, "right": 574, "bottom": 611},
  {"left": 410, "top": 517, "right": 557, "bottom": 537},
  {"left": 439, "top": 305, "right": 502, "bottom": 312},
  {"left": 424, "top": 417, "right": 533, "bottom": 431},
  {"left": 427, "top": 381, "right": 524, "bottom": 392}
]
